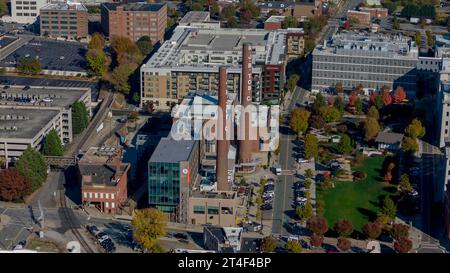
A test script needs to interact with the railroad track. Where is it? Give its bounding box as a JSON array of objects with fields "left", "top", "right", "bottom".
[{"left": 59, "top": 181, "right": 94, "bottom": 253}]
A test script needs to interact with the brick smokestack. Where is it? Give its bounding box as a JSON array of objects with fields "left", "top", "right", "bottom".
[
  {"left": 239, "top": 43, "right": 253, "bottom": 168},
  {"left": 216, "top": 66, "right": 229, "bottom": 191}
]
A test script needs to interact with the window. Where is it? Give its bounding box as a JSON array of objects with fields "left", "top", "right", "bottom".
[
  {"left": 111, "top": 194, "right": 115, "bottom": 199},
  {"left": 100, "top": 193, "right": 103, "bottom": 198},
  {"left": 83, "top": 192, "right": 87, "bottom": 198},
  {"left": 207, "top": 206, "right": 219, "bottom": 215},
  {"left": 105, "top": 202, "right": 109, "bottom": 208},
  {"left": 193, "top": 206, "right": 205, "bottom": 214},
  {"left": 105, "top": 193, "right": 109, "bottom": 199},
  {"left": 94, "top": 193, "right": 98, "bottom": 198},
  {"left": 89, "top": 192, "right": 92, "bottom": 198},
  {"left": 111, "top": 202, "right": 115, "bottom": 208}
]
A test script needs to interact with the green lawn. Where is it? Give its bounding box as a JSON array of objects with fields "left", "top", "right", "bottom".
[{"left": 317, "top": 156, "right": 396, "bottom": 233}]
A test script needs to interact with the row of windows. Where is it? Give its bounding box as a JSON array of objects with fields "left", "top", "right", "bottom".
[
  {"left": 42, "top": 25, "right": 77, "bottom": 30},
  {"left": 315, "top": 55, "right": 416, "bottom": 67},
  {"left": 193, "top": 206, "right": 234, "bottom": 215},
  {"left": 16, "top": 12, "right": 37, "bottom": 16},
  {"left": 16, "top": 1, "right": 37, "bottom": 4},
  {"left": 16, "top": 6, "right": 36, "bottom": 10},
  {"left": 312, "top": 71, "right": 416, "bottom": 81},
  {"left": 83, "top": 192, "right": 115, "bottom": 200}
]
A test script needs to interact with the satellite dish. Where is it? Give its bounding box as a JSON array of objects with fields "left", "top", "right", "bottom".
[{"left": 67, "top": 241, "right": 81, "bottom": 253}]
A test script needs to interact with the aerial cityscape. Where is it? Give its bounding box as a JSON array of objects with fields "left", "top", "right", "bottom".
[{"left": 0, "top": 0, "right": 449, "bottom": 256}]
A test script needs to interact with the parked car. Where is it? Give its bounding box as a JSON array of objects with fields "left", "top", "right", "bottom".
[
  {"left": 174, "top": 233, "right": 188, "bottom": 240},
  {"left": 261, "top": 204, "right": 273, "bottom": 210},
  {"left": 86, "top": 225, "right": 99, "bottom": 236},
  {"left": 297, "top": 158, "right": 309, "bottom": 163},
  {"left": 96, "top": 231, "right": 108, "bottom": 239},
  {"left": 13, "top": 240, "right": 26, "bottom": 250},
  {"left": 296, "top": 196, "right": 307, "bottom": 202}
]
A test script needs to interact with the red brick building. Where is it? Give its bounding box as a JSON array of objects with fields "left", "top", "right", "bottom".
[
  {"left": 101, "top": 2, "right": 167, "bottom": 43},
  {"left": 347, "top": 10, "right": 371, "bottom": 25},
  {"left": 79, "top": 148, "right": 130, "bottom": 214},
  {"left": 359, "top": 7, "right": 388, "bottom": 19}
]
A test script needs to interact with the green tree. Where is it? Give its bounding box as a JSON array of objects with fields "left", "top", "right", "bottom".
[
  {"left": 402, "top": 136, "right": 419, "bottom": 153},
  {"left": 221, "top": 4, "right": 236, "bottom": 20},
  {"left": 399, "top": 174, "right": 413, "bottom": 193},
  {"left": 290, "top": 108, "right": 310, "bottom": 136},
  {"left": 111, "top": 64, "right": 133, "bottom": 94},
  {"left": 381, "top": 196, "right": 397, "bottom": 220},
  {"left": 86, "top": 49, "right": 109, "bottom": 77},
  {"left": 285, "top": 240, "right": 302, "bottom": 253},
  {"left": 282, "top": 16, "right": 298, "bottom": 29},
  {"left": 405, "top": 118, "right": 425, "bottom": 139},
  {"left": 136, "top": 36, "right": 153, "bottom": 56},
  {"left": 191, "top": 2, "right": 204, "bottom": 11},
  {"left": 42, "top": 129, "right": 64, "bottom": 156},
  {"left": 88, "top": 33, "right": 105, "bottom": 50},
  {"left": 426, "top": 30, "right": 434, "bottom": 47},
  {"left": 363, "top": 117, "right": 380, "bottom": 141},
  {"left": 72, "top": 101, "right": 89, "bottom": 135},
  {"left": 304, "top": 133, "right": 318, "bottom": 159},
  {"left": 393, "top": 16, "right": 400, "bottom": 30},
  {"left": 367, "top": 106, "right": 380, "bottom": 120},
  {"left": 318, "top": 106, "right": 341, "bottom": 123},
  {"left": 15, "top": 146, "right": 48, "bottom": 191},
  {"left": 131, "top": 208, "right": 166, "bottom": 251},
  {"left": 355, "top": 97, "right": 363, "bottom": 115},
  {"left": 286, "top": 74, "right": 299, "bottom": 92},
  {"left": 0, "top": 0, "right": 7, "bottom": 17},
  {"left": 415, "top": 31, "right": 422, "bottom": 46},
  {"left": 334, "top": 96, "right": 345, "bottom": 114},
  {"left": 261, "top": 236, "right": 277, "bottom": 252},
  {"left": 210, "top": 2, "right": 220, "bottom": 17},
  {"left": 296, "top": 200, "right": 313, "bottom": 221},
  {"left": 17, "top": 58, "right": 41, "bottom": 74},
  {"left": 312, "top": 93, "right": 325, "bottom": 114},
  {"left": 337, "top": 134, "right": 353, "bottom": 154},
  {"left": 227, "top": 16, "right": 238, "bottom": 28},
  {"left": 374, "top": 95, "right": 383, "bottom": 110}
]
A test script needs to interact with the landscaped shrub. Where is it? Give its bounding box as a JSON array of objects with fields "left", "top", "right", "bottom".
[{"left": 353, "top": 171, "right": 367, "bottom": 181}]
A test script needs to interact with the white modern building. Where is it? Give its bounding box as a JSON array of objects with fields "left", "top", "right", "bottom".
[{"left": 3, "top": 0, "right": 49, "bottom": 24}]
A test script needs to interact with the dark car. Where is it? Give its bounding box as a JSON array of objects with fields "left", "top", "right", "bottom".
[
  {"left": 261, "top": 204, "right": 273, "bottom": 210},
  {"left": 86, "top": 225, "right": 99, "bottom": 235},
  {"left": 96, "top": 232, "right": 108, "bottom": 239}
]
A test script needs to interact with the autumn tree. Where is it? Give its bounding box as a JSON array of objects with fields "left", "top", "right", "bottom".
[
  {"left": 110, "top": 64, "right": 134, "bottom": 94},
  {"left": 363, "top": 221, "right": 382, "bottom": 240},
  {"left": 88, "top": 33, "right": 105, "bottom": 50},
  {"left": 309, "top": 233, "right": 324, "bottom": 248},
  {"left": 42, "top": 129, "right": 64, "bottom": 156},
  {"left": 399, "top": 174, "right": 413, "bottom": 193},
  {"left": 17, "top": 57, "right": 41, "bottom": 75},
  {"left": 337, "top": 237, "right": 352, "bottom": 252},
  {"left": 304, "top": 133, "right": 319, "bottom": 159},
  {"left": 227, "top": 16, "right": 239, "bottom": 27},
  {"left": 306, "top": 216, "right": 328, "bottom": 235},
  {"left": 363, "top": 117, "right": 380, "bottom": 141},
  {"left": 334, "top": 219, "right": 354, "bottom": 237},
  {"left": 391, "top": 223, "right": 410, "bottom": 241},
  {"left": 405, "top": 118, "right": 426, "bottom": 139},
  {"left": 402, "top": 137, "right": 419, "bottom": 153},
  {"left": 261, "top": 236, "right": 277, "bottom": 252},
  {"left": 290, "top": 108, "right": 310, "bottom": 136},
  {"left": 355, "top": 97, "right": 363, "bottom": 115},
  {"left": 367, "top": 106, "right": 380, "bottom": 121},
  {"left": 111, "top": 36, "right": 143, "bottom": 65},
  {"left": 382, "top": 89, "right": 393, "bottom": 106},
  {"left": 318, "top": 106, "right": 342, "bottom": 123},
  {"left": 131, "top": 208, "right": 166, "bottom": 251},
  {"left": 86, "top": 49, "right": 109, "bottom": 77},
  {"left": 15, "top": 146, "right": 48, "bottom": 191},
  {"left": 239, "top": 9, "right": 252, "bottom": 24},
  {"left": 286, "top": 74, "right": 300, "bottom": 92},
  {"left": 309, "top": 115, "right": 325, "bottom": 129},
  {"left": 393, "top": 86, "right": 407, "bottom": 103},
  {"left": 305, "top": 168, "right": 314, "bottom": 179},
  {"left": 0, "top": 168, "right": 32, "bottom": 202},
  {"left": 335, "top": 82, "right": 344, "bottom": 94},
  {"left": 285, "top": 240, "right": 302, "bottom": 253},
  {"left": 394, "top": 237, "right": 412, "bottom": 253},
  {"left": 221, "top": 4, "right": 236, "bottom": 20}
]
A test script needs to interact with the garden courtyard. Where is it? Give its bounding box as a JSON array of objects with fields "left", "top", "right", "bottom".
[{"left": 317, "top": 156, "right": 396, "bottom": 233}]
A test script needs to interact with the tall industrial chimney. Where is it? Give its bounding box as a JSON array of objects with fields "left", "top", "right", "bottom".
[
  {"left": 216, "top": 66, "right": 229, "bottom": 191},
  {"left": 239, "top": 43, "right": 253, "bottom": 170}
]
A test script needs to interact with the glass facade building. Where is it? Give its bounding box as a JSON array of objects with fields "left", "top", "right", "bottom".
[{"left": 148, "top": 162, "right": 180, "bottom": 213}]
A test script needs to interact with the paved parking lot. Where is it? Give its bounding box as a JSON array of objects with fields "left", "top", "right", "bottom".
[{"left": 0, "top": 38, "right": 87, "bottom": 72}]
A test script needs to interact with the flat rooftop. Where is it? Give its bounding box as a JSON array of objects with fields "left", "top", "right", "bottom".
[
  {"left": 0, "top": 108, "right": 60, "bottom": 139},
  {"left": 190, "top": 190, "right": 237, "bottom": 199},
  {"left": 179, "top": 11, "right": 210, "bottom": 25},
  {"left": 0, "top": 38, "right": 87, "bottom": 72},
  {"left": 265, "top": 15, "right": 286, "bottom": 23},
  {"left": 41, "top": 2, "right": 88, "bottom": 11},
  {"left": 102, "top": 2, "right": 166, "bottom": 12},
  {"left": 313, "top": 31, "right": 418, "bottom": 59},
  {"left": 0, "top": 75, "right": 99, "bottom": 101},
  {"left": 0, "top": 85, "right": 90, "bottom": 108},
  {"left": 142, "top": 25, "right": 300, "bottom": 71},
  {"left": 149, "top": 137, "right": 197, "bottom": 163},
  {"left": 79, "top": 163, "right": 128, "bottom": 188}
]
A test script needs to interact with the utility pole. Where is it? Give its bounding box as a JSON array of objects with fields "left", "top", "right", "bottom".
[{"left": 37, "top": 200, "right": 44, "bottom": 230}]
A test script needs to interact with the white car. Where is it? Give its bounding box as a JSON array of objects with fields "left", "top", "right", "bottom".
[
  {"left": 296, "top": 196, "right": 307, "bottom": 202},
  {"left": 297, "top": 158, "right": 309, "bottom": 163},
  {"left": 42, "top": 97, "right": 53, "bottom": 103},
  {"left": 408, "top": 190, "right": 419, "bottom": 197}
]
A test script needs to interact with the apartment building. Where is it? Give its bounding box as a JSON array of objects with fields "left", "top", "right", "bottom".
[
  {"left": 148, "top": 137, "right": 200, "bottom": 223},
  {"left": 4, "top": 0, "right": 48, "bottom": 24},
  {"left": 79, "top": 147, "right": 130, "bottom": 214},
  {"left": 140, "top": 24, "right": 301, "bottom": 108},
  {"left": 0, "top": 85, "right": 91, "bottom": 163},
  {"left": 101, "top": 2, "right": 167, "bottom": 43},
  {"left": 359, "top": 7, "right": 388, "bottom": 19},
  {"left": 312, "top": 32, "right": 419, "bottom": 95},
  {"left": 40, "top": 2, "right": 88, "bottom": 39},
  {"left": 347, "top": 10, "right": 371, "bottom": 25}
]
